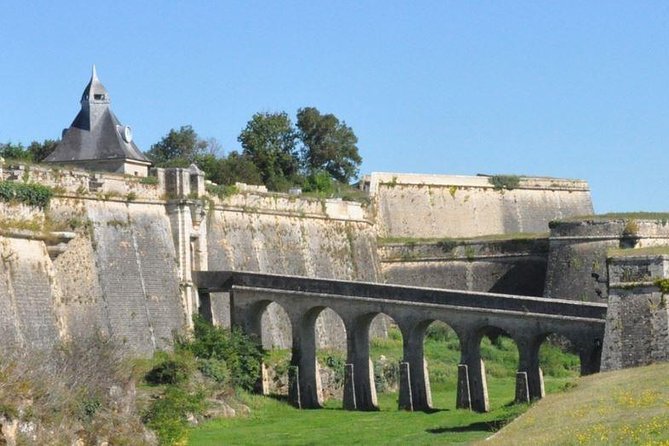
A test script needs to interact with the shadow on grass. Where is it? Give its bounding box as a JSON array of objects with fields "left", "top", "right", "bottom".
[
  {"left": 266, "top": 393, "right": 290, "bottom": 403},
  {"left": 426, "top": 418, "right": 510, "bottom": 434}
]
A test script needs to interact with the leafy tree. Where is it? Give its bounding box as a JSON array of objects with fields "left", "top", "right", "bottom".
[
  {"left": 302, "top": 169, "right": 335, "bottom": 196},
  {"left": 27, "top": 139, "right": 59, "bottom": 162},
  {"left": 146, "top": 125, "right": 208, "bottom": 167},
  {"left": 195, "top": 151, "right": 262, "bottom": 186},
  {"left": 0, "top": 142, "right": 30, "bottom": 161},
  {"left": 238, "top": 112, "right": 300, "bottom": 191},
  {"left": 296, "top": 107, "right": 362, "bottom": 184}
]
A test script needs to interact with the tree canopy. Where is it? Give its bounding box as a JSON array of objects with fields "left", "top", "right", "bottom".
[
  {"left": 0, "top": 139, "right": 59, "bottom": 163},
  {"left": 146, "top": 125, "right": 208, "bottom": 167},
  {"left": 297, "top": 107, "right": 361, "bottom": 183},
  {"left": 146, "top": 107, "right": 363, "bottom": 195},
  {"left": 238, "top": 112, "right": 300, "bottom": 191}
]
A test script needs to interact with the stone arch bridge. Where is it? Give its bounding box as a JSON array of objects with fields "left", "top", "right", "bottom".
[{"left": 194, "top": 271, "right": 606, "bottom": 413}]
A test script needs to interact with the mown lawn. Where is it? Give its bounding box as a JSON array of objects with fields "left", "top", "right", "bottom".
[{"left": 189, "top": 324, "right": 578, "bottom": 445}]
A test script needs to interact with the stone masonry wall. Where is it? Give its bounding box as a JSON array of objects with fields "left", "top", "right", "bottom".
[
  {"left": 0, "top": 190, "right": 188, "bottom": 355},
  {"left": 0, "top": 164, "right": 378, "bottom": 354},
  {"left": 206, "top": 193, "right": 380, "bottom": 349},
  {"left": 601, "top": 253, "right": 669, "bottom": 371},
  {"left": 380, "top": 237, "right": 548, "bottom": 296},
  {"left": 544, "top": 219, "right": 669, "bottom": 302},
  {"left": 363, "top": 173, "right": 593, "bottom": 239}
]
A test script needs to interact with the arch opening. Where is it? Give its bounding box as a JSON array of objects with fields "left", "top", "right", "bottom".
[
  {"left": 476, "top": 326, "right": 519, "bottom": 409},
  {"left": 310, "top": 306, "right": 347, "bottom": 406},
  {"left": 367, "top": 313, "right": 403, "bottom": 410},
  {"left": 420, "top": 319, "right": 460, "bottom": 410},
  {"left": 536, "top": 333, "right": 580, "bottom": 394},
  {"left": 257, "top": 301, "right": 293, "bottom": 398}
]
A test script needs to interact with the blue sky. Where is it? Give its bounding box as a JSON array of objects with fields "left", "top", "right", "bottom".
[{"left": 1, "top": 1, "right": 668, "bottom": 213}]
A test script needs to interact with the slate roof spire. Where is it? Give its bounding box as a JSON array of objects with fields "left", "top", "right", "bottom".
[
  {"left": 80, "top": 65, "right": 110, "bottom": 105},
  {"left": 45, "top": 66, "right": 151, "bottom": 174}
]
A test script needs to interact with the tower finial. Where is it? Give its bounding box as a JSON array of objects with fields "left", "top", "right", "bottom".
[{"left": 92, "top": 64, "right": 98, "bottom": 80}]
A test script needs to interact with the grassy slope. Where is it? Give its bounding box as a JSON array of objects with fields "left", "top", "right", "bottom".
[
  {"left": 189, "top": 326, "right": 579, "bottom": 445},
  {"left": 482, "top": 362, "right": 669, "bottom": 446}
]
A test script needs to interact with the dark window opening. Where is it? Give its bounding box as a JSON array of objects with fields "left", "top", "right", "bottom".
[{"left": 94, "top": 94, "right": 105, "bottom": 100}]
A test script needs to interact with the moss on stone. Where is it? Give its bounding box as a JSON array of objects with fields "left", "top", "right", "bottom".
[{"left": 608, "top": 246, "right": 669, "bottom": 257}]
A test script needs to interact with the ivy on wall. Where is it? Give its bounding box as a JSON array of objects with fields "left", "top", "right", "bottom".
[{"left": 0, "top": 181, "right": 53, "bottom": 208}]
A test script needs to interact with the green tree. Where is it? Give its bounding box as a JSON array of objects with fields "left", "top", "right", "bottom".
[
  {"left": 27, "top": 139, "right": 59, "bottom": 162},
  {"left": 238, "top": 112, "right": 300, "bottom": 191},
  {"left": 146, "top": 125, "right": 208, "bottom": 167},
  {"left": 195, "top": 151, "right": 262, "bottom": 186},
  {"left": 296, "top": 107, "right": 362, "bottom": 184},
  {"left": 0, "top": 142, "right": 30, "bottom": 161}
]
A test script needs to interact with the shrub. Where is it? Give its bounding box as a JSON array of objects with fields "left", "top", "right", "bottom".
[
  {"left": 198, "top": 358, "right": 230, "bottom": 384},
  {"left": 324, "top": 355, "right": 345, "bottom": 386},
  {"left": 145, "top": 351, "right": 194, "bottom": 385},
  {"left": 178, "top": 316, "right": 265, "bottom": 391},
  {"left": 303, "top": 170, "right": 335, "bottom": 196},
  {"left": 425, "top": 322, "right": 457, "bottom": 343},
  {"left": 142, "top": 386, "right": 205, "bottom": 445},
  {"left": 139, "top": 176, "right": 159, "bottom": 185},
  {"left": 0, "top": 181, "right": 53, "bottom": 208},
  {"left": 206, "top": 183, "right": 238, "bottom": 199},
  {"left": 489, "top": 175, "right": 521, "bottom": 191}
]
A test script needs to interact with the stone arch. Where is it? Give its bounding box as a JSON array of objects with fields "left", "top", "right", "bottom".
[
  {"left": 512, "top": 328, "right": 587, "bottom": 403},
  {"left": 475, "top": 325, "right": 519, "bottom": 408},
  {"left": 289, "top": 305, "right": 347, "bottom": 409},
  {"left": 537, "top": 332, "right": 581, "bottom": 379},
  {"left": 454, "top": 322, "right": 522, "bottom": 412},
  {"left": 259, "top": 301, "right": 292, "bottom": 350},
  {"left": 340, "top": 312, "right": 404, "bottom": 411}
]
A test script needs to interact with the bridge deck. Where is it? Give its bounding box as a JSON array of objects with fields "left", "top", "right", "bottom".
[{"left": 193, "top": 270, "right": 607, "bottom": 321}]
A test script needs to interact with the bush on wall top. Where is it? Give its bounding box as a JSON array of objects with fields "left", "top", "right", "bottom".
[{"left": 0, "top": 181, "right": 53, "bottom": 208}]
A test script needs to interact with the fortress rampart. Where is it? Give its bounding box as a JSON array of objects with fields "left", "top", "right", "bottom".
[
  {"left": 361, "top": 172, "right": 593, "bottom": 238},
  {"left": 3, "top": 163, "right": 661, "bottom": 373},
  {"left": 0, "top": 164, "right": 377, "bottom": 352}
]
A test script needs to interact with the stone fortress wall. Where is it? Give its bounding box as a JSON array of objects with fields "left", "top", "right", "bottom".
[
  {"left": 1, "top": 163, "right": 666, "bottom": 372},
  {"left": 364, "top": 172, "right": 593, "bottom": 296},
  {"left": 601, "top": 251, "right": 669, "bottom": 371},
  {"left": 362, "top": 172, "right": 593, "bottom": 239},
  {"left": 544, "top": 218, "right": 669, "bottom": 303},
  {"left": 0, "top": 163, "right": 377, "bottom": 352}
]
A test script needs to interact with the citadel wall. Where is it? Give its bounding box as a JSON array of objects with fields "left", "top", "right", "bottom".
[
  {"left": 206, "top": 192, "right": 379, "bottom": 349},
  {"left": 544, "top": 218, "right": 669, "bottom": 302},
  {"left": 601, "top": 251, "right": 669, "bottom": 371},
  {"left": 362, "top": 172, "right": 593, "bottom": 239},
  {"left": 379, "top": 236, "right": 548, "bottom": 296},
  {"left": 0, "top": 164, "right": 378, "bottom": 353}
]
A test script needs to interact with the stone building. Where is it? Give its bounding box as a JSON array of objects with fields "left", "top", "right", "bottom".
[{"left": 45, "top": 66, "right": 151, "bottom": 176}]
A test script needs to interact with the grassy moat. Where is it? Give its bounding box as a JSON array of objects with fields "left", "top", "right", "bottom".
[{"left": 188, "top": 324, "right": 579, "bottom": 445}]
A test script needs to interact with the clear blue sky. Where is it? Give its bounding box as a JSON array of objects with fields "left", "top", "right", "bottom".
[{"left": 1, "top": 1, "right": 668, "bottom": 213}]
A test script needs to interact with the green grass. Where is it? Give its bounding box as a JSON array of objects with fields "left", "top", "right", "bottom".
[
  {"left": 608, "top": 246, "right": 669, "bottom": 257},
  {"left": 482, "top": 362, "right": 669, "bottom": 445},
  {"left": 378, "top": 232, "right": 548, "bottom": 246},
  {"left": 188, "top": 324, "right": 579, "bottom": 445},
  {"left": 556, "top": 212, "right": 669, "bottom": 223}
]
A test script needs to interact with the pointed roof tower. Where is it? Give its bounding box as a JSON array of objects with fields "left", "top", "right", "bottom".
[{"left": 46, "top": 66, "right": 151, "bottom": 176}]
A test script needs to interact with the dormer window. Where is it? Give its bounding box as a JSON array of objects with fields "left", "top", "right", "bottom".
[{"left": 94, "top": 94, "right": 105, "bottom": 100}]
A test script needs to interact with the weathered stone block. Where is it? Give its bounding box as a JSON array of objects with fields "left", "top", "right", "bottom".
[
  {"left": 398, "top": 362, "right": 413, "bottom": 411},
  {"left": 456, "top": 364, "right": 472, "bottom": 410},
  {"left": 515, "top": 371, "right": 530, "bottom": 403},
  {"left": 343, "top": 363, "right": 356, "bottom": 410}
]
